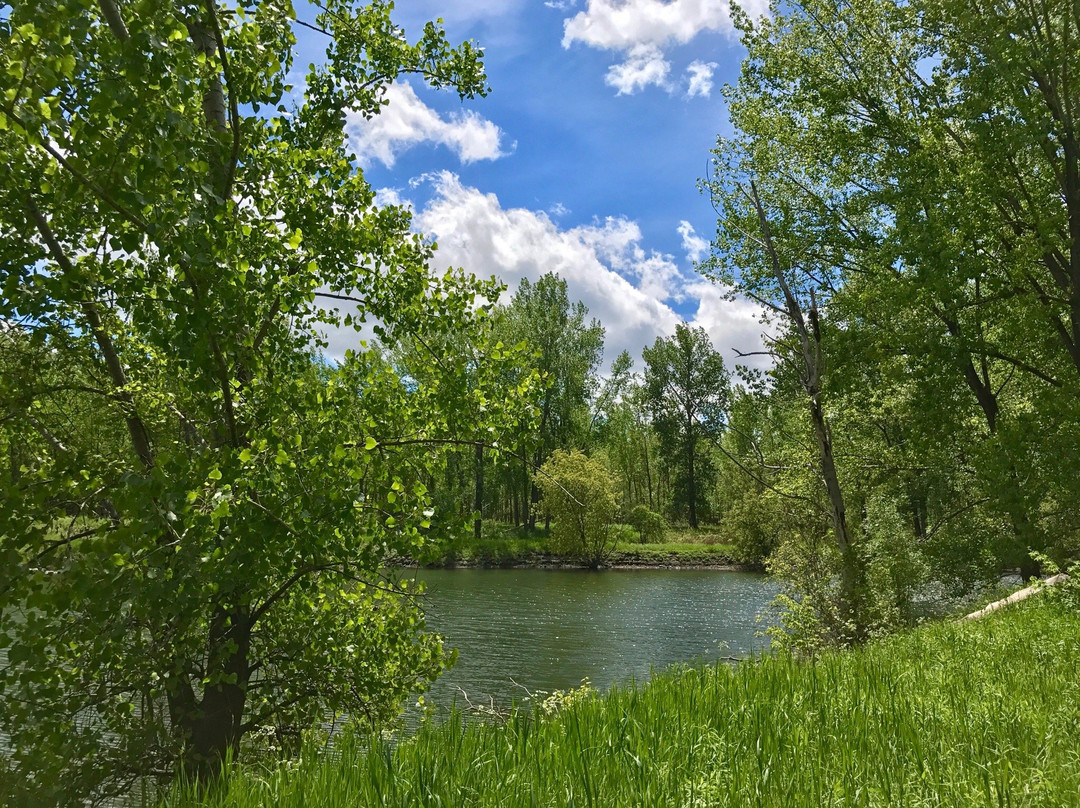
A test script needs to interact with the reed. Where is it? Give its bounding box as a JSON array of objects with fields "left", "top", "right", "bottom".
[{"left": 164, "top": 599, "right": 1080, "bottom": 807}]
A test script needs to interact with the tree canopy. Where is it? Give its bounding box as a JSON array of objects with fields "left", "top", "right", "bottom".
[{"left": 0, "top": 0, "right": 530, "bottom": 800}]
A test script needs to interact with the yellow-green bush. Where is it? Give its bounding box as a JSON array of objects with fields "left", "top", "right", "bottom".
[{"left": 535, "top": 450, "right": 617, "bottom": 566}]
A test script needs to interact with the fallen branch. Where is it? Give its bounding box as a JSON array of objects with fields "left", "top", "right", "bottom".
[{"left": 960, "top": 573, "right": 1070, "bottom": 621}]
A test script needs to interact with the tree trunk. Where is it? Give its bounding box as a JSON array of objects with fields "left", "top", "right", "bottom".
[
  {"left": 473, "top": 442, "right": 483, "bottom": 541},
  {"left": 686, "top": 422, "right": 698, "bottom": 529},
  {"left": 182, "top": 608, "right": 252, "bottom": 781},
  {"left": 748, "top": 180, "right": 861, "bottom": 639},
  {"left": 643, "top": 431, "right": 654, "bottom": 510}
]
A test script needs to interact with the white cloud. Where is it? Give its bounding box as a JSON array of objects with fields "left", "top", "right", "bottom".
[
  {"left": 375, "top": 186, "right": 411, "bottom": 209},
  {"left": 414, "top": 173, "right": 682, "bottom": 359},
  {"left": 605, "top": 44, "right": 672, "bottom": 95},
  {"left": 345, "top": 82, "right": 511, "bottom": 168},
  {"left": 317, "top": 175, "right": 766, "bottom": 367},
  {"left": 573, "top": 217, "right": 683, "bottom": 301},
  {"left": 563, "top": 0, "right": 766, "bottom": 50},
  {"left": 562, "top": 0, "right": 768, "bottom": 96},
  {"left": 686, "top": 279, "right": 769, "bottom": 369},
  {"left": 545, "top": 0, "right": 579, "bottom": 8},
  {"left": 685, "top": 60, "right": 718, "bottom": 98},
  {"left": 677, "top": 220, "right": 710, "bottom": 262}
]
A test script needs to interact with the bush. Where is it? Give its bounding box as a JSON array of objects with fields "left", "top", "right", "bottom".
[
  {"left": 535, "top": 450, "right": 618, "bottom": 566},
  {"left": 628, "top": 505, "right": 667, "bottom": 543},
  {"left": 720, "top": 489, "right": 784, "bottom": 566}
]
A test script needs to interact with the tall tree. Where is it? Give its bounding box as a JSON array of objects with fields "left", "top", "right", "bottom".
[
  {"left": 642, "top": 324, "right": 729, "bottom": 529},
  {"left": 499, "top": 273, "right": 604, "bottom": 528},
  {"left": 593, "top": 351, "right": 660, "bottom": 512},
  {"left": 701, "top": 0, "right": 1080, "bottom": 643},
  {"left": 0, "top": 0, "right": 524, "bottom": 800}
]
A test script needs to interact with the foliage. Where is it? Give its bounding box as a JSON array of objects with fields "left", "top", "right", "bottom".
[
  {"left": 591, "top": 352, "right": 665, "bottom": 520},
  {"left": 537, "top": 679, "right": 595, "bottom": 717},
  {"left": 719, "top": 489, "right": 784, "bottom": 567},
  {"left": 642, "top": 324, "right": 729, "bottom": 529},
  {"left": 628, "top": 505, "right": 667, "bottom": 544},
  {"left": 0, "top": 0, "right": 531, "bottom": 799},
  {"left": 160, "top": 598, "right": 1080, "bottom": 808},
  {"left": 497, "top": 273, "right": 605, "bottom": 528},
  {"left": 699, "top": 0, "right": 1080, "bottom": 643},
  {"left": 535, "top": 450, "right": 618, "bottom": 566}
]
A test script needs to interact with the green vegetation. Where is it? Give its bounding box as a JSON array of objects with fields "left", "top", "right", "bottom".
[
  {"left": 161, "top": 599, "right": 1080, "bottom": 808},
  {"left": 536, "top": 450, "right": 619, "bottom": 567},
  {"left": 628, "top": 505, "right": 667, "bottom": 544},
  {"left": 415, "top": 521, "right": 736, "bottom": 567},
  {"left": 607, "top": 542, "right": 737, "bottom": 567},
  {"left": 5, "top": 0, "right": 1080, "bottom": 802},
  {"left": 0, "top": 0, "right": 531, "bottom": 800}
]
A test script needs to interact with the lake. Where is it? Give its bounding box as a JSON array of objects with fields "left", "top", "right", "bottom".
[{"left": 410, "top": 568, "right": 777, "bottom": 711}]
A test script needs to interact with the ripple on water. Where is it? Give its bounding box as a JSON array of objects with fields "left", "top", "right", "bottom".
[{"left": 409, "top": 568, "right": 777, "bottom": 710}]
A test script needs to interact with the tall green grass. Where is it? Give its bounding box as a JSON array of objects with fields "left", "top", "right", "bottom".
[{"left": 164, "top": 599, "right": 1080, "bottom": 807}]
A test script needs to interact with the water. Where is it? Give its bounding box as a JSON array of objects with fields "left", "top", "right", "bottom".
[{"left": 411, "top": 568, "right": 777, "bottom": 711}]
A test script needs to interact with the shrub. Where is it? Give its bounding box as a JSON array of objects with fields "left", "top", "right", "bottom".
[
  {"left": 628, "top": 505, "right": 667, "bottom": 543},
  {"left": 535, "top": 450, "right": 618, "bottom": 566},
  {"left": 720, "top": 489, "right": 784, "bottom": 566}
]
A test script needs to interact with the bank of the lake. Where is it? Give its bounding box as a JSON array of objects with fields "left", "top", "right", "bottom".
[
  {"left": 397, "top": 523, "right": 747, "bottom": 571},
  {"left": 165, "top": 597, "right": 1080, "bottom": 808}
]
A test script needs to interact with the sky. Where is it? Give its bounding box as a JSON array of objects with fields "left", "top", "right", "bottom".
[{"left": 297, "top": 0, "right": 770, "bottom": 371}]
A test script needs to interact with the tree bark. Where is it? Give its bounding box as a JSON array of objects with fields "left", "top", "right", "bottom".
[
  {"left": 182, "top": 608, "right": 252, "bottom": 780},
  {"left": 473, "top": 442, "right": 483, "bottom": 541},
  {"left": 747, "top": 180, "right": 861, "bottom": 637}
]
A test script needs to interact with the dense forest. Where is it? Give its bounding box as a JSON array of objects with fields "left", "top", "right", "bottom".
[{"left": 1, "top": 0, "right": 1078, "bottom": 804}]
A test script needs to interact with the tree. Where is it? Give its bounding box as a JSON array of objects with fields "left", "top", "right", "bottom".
[
  {"left": 642, "top": 324, "right": 729, "bottom": 529},
  {"left": 535, "top": 450, "right": 618, "bottom": 567},
  {"left": 700, "top": 0, "right": 1080, "bottom": 643},
  {"left": 498, "top": 273, "right": 604, "bottom": 528},
  {"left": 0, "top": 0, "right": 525, "bottom": 800},
  {"left": 592, "top": 351, "right": 660, "bottom": 513}
]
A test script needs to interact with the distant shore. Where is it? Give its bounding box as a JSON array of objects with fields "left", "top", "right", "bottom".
[{"left": 390, "top": 546, "right": 751, "bottom": 572}]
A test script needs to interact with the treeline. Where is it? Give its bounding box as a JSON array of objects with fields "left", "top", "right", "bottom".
[{"left": 411, "top": 273, "right": 734, "bottom": 540}]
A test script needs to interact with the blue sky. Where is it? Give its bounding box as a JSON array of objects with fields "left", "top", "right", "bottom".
[{"left": 300, "top": 0, "right": 768, "bottom": 368}]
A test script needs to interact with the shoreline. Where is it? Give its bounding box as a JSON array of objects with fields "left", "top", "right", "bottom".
[{"left": 390, "top": 550, "right": 754, "bottom": 572}]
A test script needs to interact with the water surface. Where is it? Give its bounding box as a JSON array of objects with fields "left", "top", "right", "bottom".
[{"left": 411, "top": 568, "right": 777, "bottom": 710}]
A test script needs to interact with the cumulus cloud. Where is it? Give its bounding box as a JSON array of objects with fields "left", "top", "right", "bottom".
[
  {"left": 605, "top": 44, "right": 672, "bottom": 95},
  {"left": 685, "top": 279, "right": 769, "bottom": 368},
  {"left": 345, "top": 82, "right": 511, "bottom": 168},
  {"left": 573, "top": 217, "right": 683, "bottom": 301},
  {"left": 685, "top": 60, "right": 718, "bottom": 98},
  {"left": 562, "top": 0, "right": 765, "bottom": 50},
  {"left": 375, "top": 186, "right": 411, "bottom": 209},
  {"left": 318, "top": 175, "right": 766, "bottom": 368},
  {"left": 414, "top": 172, "right": 766, "bottom": 363},
  {"left": 414, "top": 172, "right": 681, "bottom": 359},
  {"left": 677, "top": 220, "right": 710, "bottom": 262},
  {"left": 562, "top": 0, "right": 768, "bottom": 96}
]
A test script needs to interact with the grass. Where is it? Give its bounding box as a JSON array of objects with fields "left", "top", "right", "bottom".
[
  {"left": 164, "top": 597, "right": 1080, "bottom": 807},
  {"left": 607, "top": 541, "right": 737, "bottom": 566},
  {"left": 417, "top": 521, "right": 738, "bottom": 567},
  {"left": 418, "top": 522, "right": 553, "bottom": 565}
]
